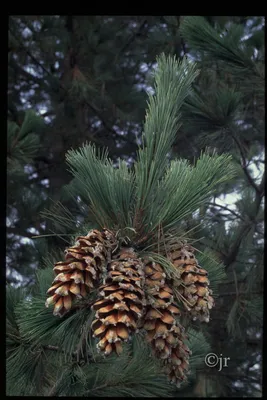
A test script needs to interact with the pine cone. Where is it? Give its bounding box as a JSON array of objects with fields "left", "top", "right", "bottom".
[
  {"left": 169, "top": 244, "right": 214, "bottom": 322},
  {"left": 92, "top": 248, "right": 146, "bottom": 356},
  {"left": 143, "top": 260, "right": 191, "bottom": 386},
  {"left": 45, "top": 229, "right": 114, "bottom": 317}
]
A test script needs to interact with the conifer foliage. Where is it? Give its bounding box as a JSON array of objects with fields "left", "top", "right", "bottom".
[
  {"left": 42, "top": 54, "right": 234, "bottom": 390},
  {"left": 7, "top": 16, "right": 263, "bottom": 397}
]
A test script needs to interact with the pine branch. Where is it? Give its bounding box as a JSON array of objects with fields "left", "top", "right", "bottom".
[
  {"left": 180, "top": 16, "right": 257, "bottom": 73},
  {"left": 7, "top": 227, "right": 35, "bottom": 239},
  {"left": 10, "top": 19, "right": 137, "bottom": 150},
  {"left": 220, "top": 126, "right": 264, "bottom": 270},
  {"left": 207, "top": 202, "right": 245, "bottom": 221},
  {"left": 116, "top": 18, "right": 148, "bottom": 60},
  {"left": 63, "top": 15, "right": 138, "bottom": 149},
  {"left": 232, "top": 133, "right": 262, "bottom": 194},
  {"left": 224, "top": 203, "right": 263, "bottom": 270},
  {"left": 176, "top": 16, "right": 187, "bottom": 56},
  {"left": 9, "top": 58, "right": 45, "bottom": 86},
  {"left": 224, "top": 224, "right": 251, "bottom": 269},
  {"left": 151, "top": 151, "right": 236, "bottom": 232},
  {"left": 84, "top": 101, "right": 137, "bottom": 148},
  {"left": 8, "top": 25, "right": 52, "bottom": 78},
  {"left": 66, "top": 144, "right": 135, "bottom": 228},
  {"left": 134, "top": 54, "right": 199, "bottom": 217}
]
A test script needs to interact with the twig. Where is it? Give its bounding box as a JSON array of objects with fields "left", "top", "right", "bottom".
[
  {"left": 222, "top": 133, "right": 264, "bottom": 270},
  {"left": 224, "top": 223, "right": 252, "bottom": 269},
  {"left": 9, "top": 24, "right": 53, "bottom": 78},
  {"left": 9, "top": 58, "right": 45, "bottom": 86},
  {"left": 7, "top": 227, "right": 35, "bottom": 239},
  {"left": 230, "top": 132, "right": 261, "bottom": 195},
  {"left": 207, "top": 202, "right": 244, "bottom": 221},
  {"left": 84, "top": 101, "right": 137, "bottom": 148},
  {"left": 176, "top": 16, "right": 187, "bottom": 57},
  {"left": 116, "top": 18, "right": 147, "bottom": 60},
  {"left": 63, "top": 15, "right": 137, "bottom": 148}
]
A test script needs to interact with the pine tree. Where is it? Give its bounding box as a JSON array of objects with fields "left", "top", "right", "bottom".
[
  {"left": 7, "top": 15, "right": 263, "bottom": 396},
  {"left": 175, "top": 16, "right": 264, "bottom": 397},
  {"left": 6, "top": 53, "right": 236, "bottom": 396},
  {"left": 7, "top": 15, "right": 188, "bottom": 285},
  {"left": 7, "top": 110, "right": 47, "bottom": 285}
]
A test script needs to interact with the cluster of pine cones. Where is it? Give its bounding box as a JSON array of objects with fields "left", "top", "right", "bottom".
[{"left": 46, "top": 229, "right": 214, "bottom": 387}]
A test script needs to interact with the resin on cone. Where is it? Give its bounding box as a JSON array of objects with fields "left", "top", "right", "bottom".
[
  {"left": 143, "top": 259, "right": 191, "bottom": 386},
  {"left": 92, "top": 248, "right": 146, "bottom": 356},
  {"left": 168, "top": 244, "right": 214, "bottom": 322},
  {"left": 45, "top": 229, "right": 116, "bottom": 317}
]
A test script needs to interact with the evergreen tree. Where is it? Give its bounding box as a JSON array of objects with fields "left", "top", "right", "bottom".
[
  {"left": 176, "top": 16, "right": 264, "bottom": 397},
  {"left": 7, "top": 15, "right": 187, "bottom": 284},
  {"left": 7, "top": 53, "right": 235, "bottom": 396},
  {"left": 7, "top": 110, "right": 47, "bottom": 285},
  {"left": 7, "top": 15, "right": 263, "bottom": 396}
]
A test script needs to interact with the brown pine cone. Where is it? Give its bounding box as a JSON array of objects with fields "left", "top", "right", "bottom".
[
  {"left": 45, "top": 229, "right": 116, "bottom": 317},
  {"left": 169, "top": 244, "right": 215, "bottom": 322},
  {"left": 91, "top": 248, "right": 146, "bottom": 356},
  {"left": 143, "top": 259, "right": 191, "bottom": 386}
]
